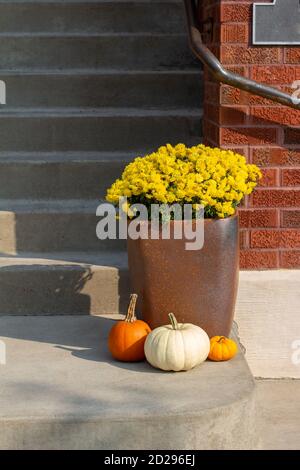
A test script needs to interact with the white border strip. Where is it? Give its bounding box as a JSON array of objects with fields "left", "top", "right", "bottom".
[{"left": 253, "top": 0, "right": 300, "bottom": 46}]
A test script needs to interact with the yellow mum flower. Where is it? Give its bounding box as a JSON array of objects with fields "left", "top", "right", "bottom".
[{"left": 105, "top": 143, "right": 262, "bottom": 219}]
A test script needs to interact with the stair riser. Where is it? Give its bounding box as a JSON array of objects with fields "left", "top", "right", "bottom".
[
  {"left": 0, "top": 210, "right": 127, "bottom": 253},
  {"left": 0, "top": 161, "right": 128, "bottom": 199},
  {"left": 0, "top": 36, "right": 198, "bottom": 70},
  {"left": 0, "top": 73, "right": 203, "bottom": 108},
  {"left": 0, "top": 2, "right": 185, "bottom": 34},
  {"left": 0, "top": 115, "right": 202, "bottom": 151},
  {"left": 0, "top": 264, "right": 129, "bottom": 314}
]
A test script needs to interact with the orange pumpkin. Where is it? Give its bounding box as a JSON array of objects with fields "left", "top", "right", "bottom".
[
  {"left": 208, "top": 336, "right": 238, "bottom": 362},
  {"left": 108, "top": 294, "right": 151, "bottom": 362}
]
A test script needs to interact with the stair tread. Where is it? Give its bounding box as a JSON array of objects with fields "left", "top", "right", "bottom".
[
  {"left": 0, "top": 199, "right": 103, "bottom": 212},
  {"left": 0, "top": 107, "right": 203, "bottom": 117},
  {"left": 0, "top": 31, "right": 186, "bottom": 37},
  {"left": 0, "top": 315, "right": 256, "bottom": 450},
  {"left": 0, "top": 0, "right": 181, "bottom": 3},
  {"left": 0, "top": 66, "right": 200, "bottom": 73},
  {"left": 0, "top": 69, "right": 201, "bottom": 75},
  {"left": 0, "top": 315, "right": 253, "bottom": 413},
  {"left": 0, "top": 150, "right": 136, "bottom": 162}
]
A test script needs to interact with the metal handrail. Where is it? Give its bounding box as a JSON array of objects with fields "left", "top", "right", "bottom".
[{"left": 184, "top": 0, "right": 300, "bottom": 110}]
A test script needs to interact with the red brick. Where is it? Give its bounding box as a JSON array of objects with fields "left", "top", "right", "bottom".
[
  {"left": 205, "top": 82, "right": 220, "bottom": 105},
  {"left": 240, "top": 250, "right": 278, "bottom": 269},
  {"left": 220, "top": 106, "right": 247, "bottom": 125},
  {"left": 204, "top": 103, "right": 220, "bottom": 123},
  {"left": 221, "top": 85, "right": 243, "bottom": 105},
  {"left": 220, "top": 0, "right": 264, "bottom": 2},
  {"left": 279, "top": 231, "right": 300, "bottom": 248},
  {"left": 285, "top": 48, "right": 300, "bottom": 64},
  {"left": 202, "top": 0, "right": 215, "bottom": 7},
  {"left": 203, "top": 4, "right": 220, "bottom": 24},
  {"left": 239, "top": 209, "right": 278, "bottom": 228},
  {"left": 203, "top": 120, "right": 219, "bottom": 146},
  {"left": 251, "top": 66, "right": 300, "bottom": 84},
  {"left": 280, "top": 251, "right": 300, "bottom": 268},
  {"left": 221, "top": 127, "right": 277, "bottom": 145},
  {"left": 284, "top": 128, "right": 300, "bottom": 145},
  {"left": 220, "top": 85, "right": 278, "bottom": 107},
  {"left": 221, "top": 46, "right": 281, "bottom": 65},
  {"left": 251, "top": 148, "right": 300, "bottom": 166},
  {"left": 247, "top": 93, "right": 281, "bottom": 107},
  {"left": 258, "top": 168, "right": 278, "bottom": 187},
  {"left": 239, "top": 194, "right": 249, "bottom": 209},
  {"left": 220, "top": 3, "right": 251, "bottom": 22},
  {"left": 226, "top": 65, "right": 249, "bottom": 77},
  {"left": 250, "top": 230, "right": 278, "bottom": 249},
  {"left": 204, "top": 68, "right": 218, "bottom": 83},
  {"left": 221, "top": 23, "right": 249, "bottom": 43},
  {"left": 204, "top": 137, "right": 218, "bottom": 148},
  {"left": 208, "top": 45, "right": 219, "bottom": 58},
  {"left": 250, "top": 230, "right": 300, "bottom": 249},
  {"left": 222, "top": 145, "right": 249, "bottom": 158},
  {"left": 281, "top": 169, "right": 300, "bottom": 187},
  {"left": 239, "top": 230, "right": 249, "bottom": 249},
  {"left": 281, "top": 210, "right": 300, "bottom": 228},
  {"left": 252, "top": 189, "right": 300, "bottom": 207},
  {"left": 249, "top": 107, "right": 300, "bottom": 126}
]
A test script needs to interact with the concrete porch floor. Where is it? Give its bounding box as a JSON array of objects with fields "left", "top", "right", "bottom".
[
  {"left": 256, "top": 379, "right": 300, "bottom": 450},
  {"left": 0, "top": 315, "right": 299, "bottom": 450}
]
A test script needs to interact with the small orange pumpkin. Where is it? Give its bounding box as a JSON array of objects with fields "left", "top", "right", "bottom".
[
  {"left": 108, "top": 294, "right": 151, "bottom": 362},
  {"left": 208, "top": 336, "right": 238, "bottom": 362}
]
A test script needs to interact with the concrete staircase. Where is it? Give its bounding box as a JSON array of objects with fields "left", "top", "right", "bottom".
[
  {"left": 0, "top": 4, "right": 261, "bottom": 451},
  {"left": 0, "top": 0, "right": 203, "bottom": 315}
]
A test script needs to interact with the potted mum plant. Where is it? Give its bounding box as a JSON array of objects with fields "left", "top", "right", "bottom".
[{"left": 106, "top": 143, "right": 261, "bottom": 337}]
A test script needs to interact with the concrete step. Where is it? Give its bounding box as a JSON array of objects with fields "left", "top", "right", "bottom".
[
  {"left": 0, "top": 108, "right": 203, "bottom": 152},
  {"left": 0, "top": 152, "right": 130, "bottom": 200},
  {"left": 0, "top": 252, "right": 129, "bottom": 315},
  {"left": 0, "top": 315, "right": 258, "bottom": 450},
  {"left": 0, "top": 34, "right": 198, "bottom": 70},
  {"left": 0, "top": 1, "right": 185, "bottom": 34},
  {"left": 0, "top": 199, "right": 126, "bottom": 253},
  {"left": 0, "top": 70, "right": 203, "bottom": 109}
]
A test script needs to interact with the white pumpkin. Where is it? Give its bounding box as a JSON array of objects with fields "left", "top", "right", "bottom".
[{"left": 144, "top": 313, "right": 210, "bottom": 372}]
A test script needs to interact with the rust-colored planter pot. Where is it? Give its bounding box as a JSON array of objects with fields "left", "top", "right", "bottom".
[{"left": 127, "top": 214, "right": 239, "bottom": 338}]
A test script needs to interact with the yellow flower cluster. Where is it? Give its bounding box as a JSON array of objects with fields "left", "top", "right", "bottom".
[{"left": 106, "top": 143, "right": 262, "bottom": 218}]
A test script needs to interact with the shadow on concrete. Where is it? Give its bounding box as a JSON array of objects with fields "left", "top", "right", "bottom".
[
  {"left": 55, "top": 343, "right": 166, "bottom": 374},
  {"left": 0, "top": 249, "right": 130, "bottom": 315},
  {"left": 0, "top": 264, "right": 93, "bottom": 314},
  {"left": 0, "top": 315, "right": 164, "bottom": 373}
]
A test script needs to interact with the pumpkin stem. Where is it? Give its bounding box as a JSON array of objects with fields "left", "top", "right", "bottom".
[
  {"left": 125, "top": 294, "right": 138, "bottom": 323},
  {"left": 217, "top": 336, "right": 227, "bottom": 343},
  {"left": 168, "top": 312, "right": 178, "bottom": 330}
]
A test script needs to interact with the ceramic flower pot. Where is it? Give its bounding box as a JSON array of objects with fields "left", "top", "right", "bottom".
[{"left": 127, "top": 214, "right": 239, "bottom": 337}]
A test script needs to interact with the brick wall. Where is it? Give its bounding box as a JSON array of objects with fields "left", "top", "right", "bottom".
[{"left": 202, "top": 0, "right": 300, "bottom": 269}]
